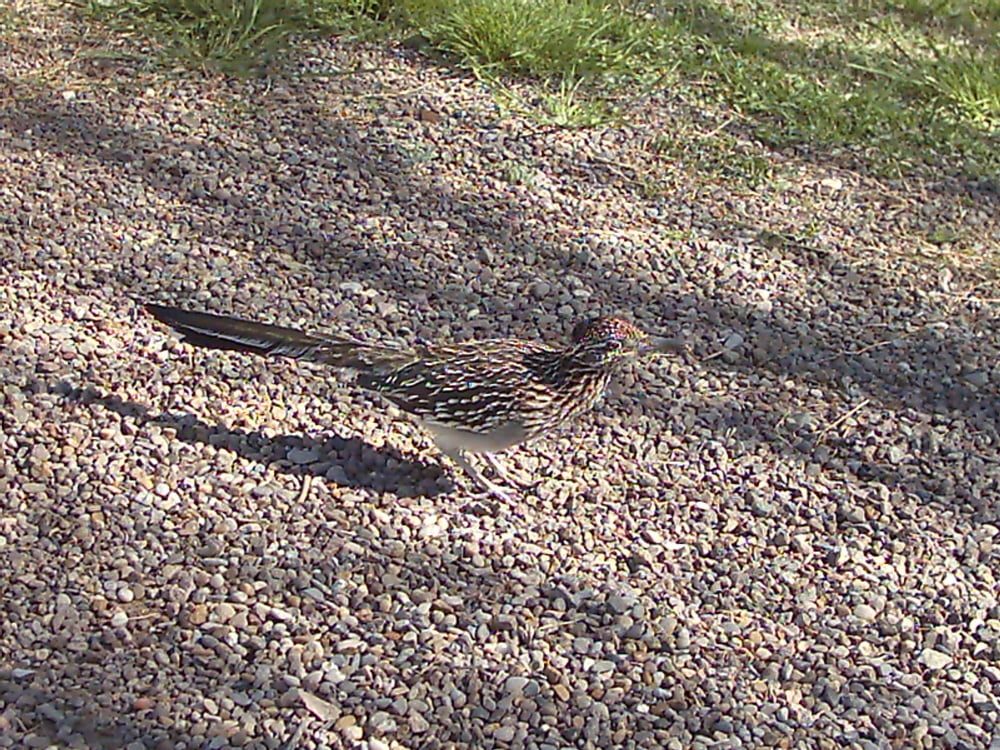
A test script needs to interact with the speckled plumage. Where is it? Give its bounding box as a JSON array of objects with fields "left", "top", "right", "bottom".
[
  {"left": 360, "top": 339, "right": 610, "bottom": 438},
  {"left": 145, "top": 304, "right": 675, "bottom": 499}
]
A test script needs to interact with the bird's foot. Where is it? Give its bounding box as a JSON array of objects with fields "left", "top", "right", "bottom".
[
  {"left": 461, "top": 482, "right": 514, "bottom": 516},
  {"left": 465, "top": 466, "right": 516, "bottom": 505},
  {"left": 445, "top": 448, "right": 516, "bottom": 503},
  {"left": 480, "top": 453, "right": 534, "bottom": 490},
  {"left": 477, "top": 481, "right": 515, "bottom": 504}
]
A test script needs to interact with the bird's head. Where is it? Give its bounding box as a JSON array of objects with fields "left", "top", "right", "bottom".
[{"left": 569, "top": 317, "right": 683, "bottom": 368}]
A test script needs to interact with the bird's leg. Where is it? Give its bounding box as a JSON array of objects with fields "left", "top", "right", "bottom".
[
  {"left": 443, "top": 448, "right": 514, "bottom": 503},
  {"left": 480, "top": 452, "right": 533, "bottom": 489}
]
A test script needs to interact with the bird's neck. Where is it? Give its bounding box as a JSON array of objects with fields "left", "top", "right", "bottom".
[{"left": 554, "top": 351, "right": 617, "bottom": 384}]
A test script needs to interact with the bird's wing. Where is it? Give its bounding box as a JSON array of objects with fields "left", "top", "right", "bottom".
[{"left": 356, "top": 341, "right": 551, "bottom": 430}]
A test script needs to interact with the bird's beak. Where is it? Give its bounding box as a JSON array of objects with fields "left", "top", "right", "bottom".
[{"left": 638, "top": 335, "right": 686, "bottom": 355}]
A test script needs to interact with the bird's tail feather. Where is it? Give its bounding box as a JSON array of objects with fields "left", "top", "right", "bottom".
[{"left": 144, "top": 303, "right": 394, "bottom": 370}]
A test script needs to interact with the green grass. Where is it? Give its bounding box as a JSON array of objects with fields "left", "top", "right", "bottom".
[
  {"left": 658, "top": 0, "right": 999, "bottom": 177},
  {"left": 77, "top": 0, "right": 307, "bottom": 69},
  {"left": 392, "top": 0, "right": 680, "bottom": 127},
  {"left": 72, "top": 0, "right": 1000, "bottom": 179},
  {"left": 395, "top": 0, "right": 675, "bottom": 80}
]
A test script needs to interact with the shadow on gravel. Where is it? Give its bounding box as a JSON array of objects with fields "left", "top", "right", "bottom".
[
  {"left": 56, "top": 383, "right": 449, "bottom": 499},
  {"left": 0, "top": 671, "right": 160, "bottom": 750}
]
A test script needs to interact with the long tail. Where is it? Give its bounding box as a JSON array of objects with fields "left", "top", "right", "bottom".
[{"left": 144, "top": 303, "right": 409, "bottom": 371}]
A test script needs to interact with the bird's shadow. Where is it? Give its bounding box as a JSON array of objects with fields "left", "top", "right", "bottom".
[{"left": 54, "top": 382, "right": 450, "bottom": 499}]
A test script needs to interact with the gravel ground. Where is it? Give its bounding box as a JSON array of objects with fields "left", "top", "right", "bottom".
[{"left": 3, "top": 3, "right": 1000, "bottom": 749}]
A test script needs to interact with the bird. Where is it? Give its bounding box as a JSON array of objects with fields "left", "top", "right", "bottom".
[{"left": 144, "top": 302, "right": 681, "bottom": 500}]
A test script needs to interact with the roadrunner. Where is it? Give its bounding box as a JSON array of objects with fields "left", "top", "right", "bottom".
[{"left": 145, "top": 303, "right": 680, "bottom": 499}]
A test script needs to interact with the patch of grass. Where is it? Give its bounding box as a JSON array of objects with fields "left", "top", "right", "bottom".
[
  {"left": 77, "top": 0, "right": 1000, "bottom": 178},
  {"left": 76, "top": 0, "right": 392, "bottom": 69},
  {"left": 890, "top": 0, "right": 1000, "bottom": 40},
  {"left": 485, "top": 70, "right": 641, "bottom": 129},
  {"left": 305, "top": 0, "right": 394, "bottom": 35},
  {"left": 498, "top": 159, "right": 538, "bottom": 186},
  {"left": 911, "top": 40, "right": 1000, "bottom": 131},
  {"left": 395, "top": 0, "right": 674, "bottom": 80},
  {"left": 648, "top": 128, "right": 776, "bottom": 188},
  {"left": 659, "top": 0, "right": 1000, "bottom": 178},
  {"left": 538, "top": 76, "right": 621, "bottom": 128},
  {"left": 388, "top": 0, "right": 677, "bottom": 128},
  {"left": 395, "top": 0, "right": 998, "bottom": 174},
  {"left": 78, "top": 0, "right": 309, "bottom": 69}
]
